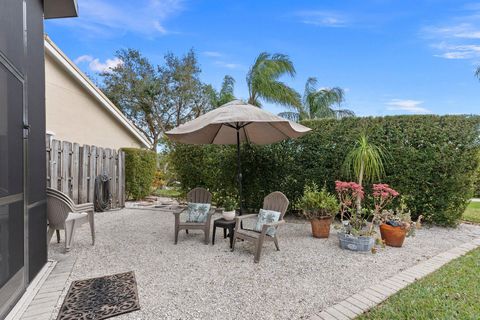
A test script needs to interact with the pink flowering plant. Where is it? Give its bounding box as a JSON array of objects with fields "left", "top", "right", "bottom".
[
  {"left": 335, "top": 181, "right": 368, "bottom": 233},
  {"left": 372, "top": 184, "right": 399, "bottom": 216}
]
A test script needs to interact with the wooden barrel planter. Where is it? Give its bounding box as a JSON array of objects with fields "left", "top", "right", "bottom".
[
  {"left": 310, "top": 216, "right": 332, "bottom": 238},
  {"left": 380, "top": 223, "right": 407, "bottom": 247}
]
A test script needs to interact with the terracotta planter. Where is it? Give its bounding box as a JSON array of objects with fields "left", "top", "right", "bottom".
[
  {"left": 310, "top": 216, "right": 332, "bottom": 238},
  {"left": 380, "top": 223, "right": 407, "bottom": 247}
]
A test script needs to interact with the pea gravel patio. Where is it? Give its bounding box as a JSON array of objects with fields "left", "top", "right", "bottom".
[{"left": 49, "top": 207, "right": 480, "bottom": 320}]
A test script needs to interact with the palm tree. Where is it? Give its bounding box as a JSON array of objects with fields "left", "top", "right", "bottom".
[
  {"left": 246, "top": 52, "right": 301, "bottom": 108},
  {"left": 279, "top": 77, "right": 354, "bottom": 121}
]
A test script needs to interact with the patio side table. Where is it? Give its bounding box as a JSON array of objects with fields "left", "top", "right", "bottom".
[{"left": 212, "top": 218, "right": 236, "bottom": 248}]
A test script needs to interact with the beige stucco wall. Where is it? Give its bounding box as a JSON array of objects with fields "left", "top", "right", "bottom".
[{"left": 45, "top": 53, "right": 144, "bottom": 150}]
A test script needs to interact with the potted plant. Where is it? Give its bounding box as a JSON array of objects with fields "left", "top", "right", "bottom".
[
  {"left": 337, "top": 133, "right": 387, "bottom": 252},
  {"left": 336, "top": 181, "right": 375, "bottom": 251},
  {"left": 220, "top": 195, "right": 238, "bottom": 221},
  {"left": 373, "top": 190, "right": 415, "bottom": 247},
  {"left": 298, "top": 183, "right": 339, "bottom": 238}
]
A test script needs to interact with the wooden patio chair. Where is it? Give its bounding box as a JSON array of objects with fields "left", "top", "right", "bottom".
[
  {"left": 173, "top": 187, "right": 215, "bottom": 245},
  {"left": 231, "top": 191, "right": 289, "bottom": 263},
  {"left": 46, "top": 188, "right": 95, "bottom": 252}
]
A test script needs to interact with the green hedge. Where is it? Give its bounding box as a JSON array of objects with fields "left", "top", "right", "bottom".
[
  {"left": 123, "top": 148, "right": 156, "bottom": 200},
  {"left": 170, "top": 115, "right": 480, "bottom": 226}
]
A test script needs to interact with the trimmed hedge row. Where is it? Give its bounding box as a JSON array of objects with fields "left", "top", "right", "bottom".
[
  {"left": 170, "top": 115, "right": 480, "bottom": 226},
  {"left": 123, "top": 148, "right": 156, "bottom": 200}
]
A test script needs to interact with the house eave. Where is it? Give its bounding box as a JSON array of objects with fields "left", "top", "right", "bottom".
[
  {"left": 44, "top": 36, "right": 153, "bottom": 149},
  {"left": 44, "top": 0, "right": 79, "bottom": 19}
]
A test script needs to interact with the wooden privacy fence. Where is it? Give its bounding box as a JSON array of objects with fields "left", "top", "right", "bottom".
[{"left": 46, "top": 137, "right": 125, "bottom": 208}]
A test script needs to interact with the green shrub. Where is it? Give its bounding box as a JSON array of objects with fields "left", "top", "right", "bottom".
[
  {"left": 123, "top": 148, "right": 156, "bottom": 200},
  {"left": 169, "top": 115, "right": 480, "bottom": 226},
  {"left": 474, "top": 167, "right": 480, "bottom": 198}
]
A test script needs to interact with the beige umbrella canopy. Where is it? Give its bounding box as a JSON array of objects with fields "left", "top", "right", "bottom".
[
  {"left": 165, "top": 100, "right": 311, "bottom": 145},
  {"left": 165, "top": 99, "right": 311, "bottom": 212}
]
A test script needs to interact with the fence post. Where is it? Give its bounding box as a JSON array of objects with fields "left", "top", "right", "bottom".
[{"left": 72, "top": 143, "right": 80, "bottom": 204}]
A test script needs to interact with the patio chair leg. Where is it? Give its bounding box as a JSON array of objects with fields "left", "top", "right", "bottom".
[
  {"left": 64, "top": 220, "right": 76, "bottom": 252},
  {"left": 186, "top": 229, "right": 189, "bottom": 234},
  {"left": 254, "top": 236, "right": 265, "bottom": 263},
  {"left": 88, "top": 212, "right": 95, "bottom": 245},
  {"left": 223, "top": 228, "right": 227, "bottom": 239},
  {"left": 47, "top": 227, "right": 55, "bottom": 244},
  {"left": 273, "top": 236, "right": 280, "bottom": 251},
  {"left": 56, "top": 229, "right": 61, "bottom": 243},
  {"left": 174, "top": 227, "right": 179, "bottom": 245},
  {"left": 204, "top": 230, "right": 209, "bottom": 245}
]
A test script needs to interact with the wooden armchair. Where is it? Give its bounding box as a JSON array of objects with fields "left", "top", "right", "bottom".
[
  {"left": 173, "top": 187, "right": 215, "bottom": 244},
  {"left": 232, "top": 191, "right": 289, "bottom": 263}
]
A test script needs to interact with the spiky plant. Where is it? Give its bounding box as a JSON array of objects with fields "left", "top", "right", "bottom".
[
  {"left": 246, "top": 52, "right": 301, "bottom": 108},
  {"left": 343, "top": 134, "right": 386, "bottom": 213}
]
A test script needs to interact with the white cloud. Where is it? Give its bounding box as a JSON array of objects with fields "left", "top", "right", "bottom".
[
  {"left": 431, "top": 42, "right": 480, "bottom": 60},
  {"left": 214, "top": 61, "right": 242, "bottom": 69},
  {"left": 74, "top": 55, "right": 94, "bottom": 64},
  {"left": 296, "top": 11, "right": 348, "bottom": 27},
  {"left": 75, "top": 55, "right": 123, "bottom": 73},
  {"left": 202, "top": 51, "right": 223, "bottom": 57},
  {"left": 386, "top": 99, "right": 431, "bottom": 114},
  {"left": 422, "top": 6, "right": 480, "bottom": 60},
  {"left": 424, "top": 23, "right": 480, "bottom": 39},
  {"left": 49, "top": 0, "right": 184, "bottom": 37}
]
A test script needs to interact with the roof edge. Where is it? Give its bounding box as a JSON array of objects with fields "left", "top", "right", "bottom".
[{"left": 44, "top": 35, "right": 153, "bottom": 149}]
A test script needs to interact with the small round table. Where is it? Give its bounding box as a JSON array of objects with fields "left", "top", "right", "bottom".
[{"left": 212, "top": 218, "right": 236, "bottom": 248}]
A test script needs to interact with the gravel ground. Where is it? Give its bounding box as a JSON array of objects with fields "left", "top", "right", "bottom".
[{"left": 49, "top": 208, "right": 480, "bottom": 320}]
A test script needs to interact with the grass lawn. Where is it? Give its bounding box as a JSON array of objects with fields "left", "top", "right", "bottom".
[
  {"left": 357, "top": 248, "right": 480, "bottom": 320},
  {"left": 153, "top": 188, "right": 182, "bottom": 198},
  {"left": 463, "top": 201, "right": 480, "bottom": 224}
]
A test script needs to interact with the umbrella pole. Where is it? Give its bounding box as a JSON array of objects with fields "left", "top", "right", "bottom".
[{"left": 236, "top": 127, "right": 243, "bottom": 215}]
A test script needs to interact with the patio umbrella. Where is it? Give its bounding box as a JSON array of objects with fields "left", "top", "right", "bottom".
[{"left": 165, "top": 99, "right": 311, "bottom": 213}]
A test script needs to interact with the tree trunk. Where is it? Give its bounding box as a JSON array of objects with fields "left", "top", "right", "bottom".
[{"left": 356, "top": 160, "right": 364, "bottom": 216}]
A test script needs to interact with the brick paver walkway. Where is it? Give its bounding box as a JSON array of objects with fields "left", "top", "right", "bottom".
[{"left": 314, "top": 236, "right": 480, "bottom": 320}]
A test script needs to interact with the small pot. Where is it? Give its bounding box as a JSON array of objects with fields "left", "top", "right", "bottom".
[
  {"left": 380, "top": 223, "right": 407, "bottom": 247},
  {"left": 310, "top": 216, "right": 332, "bottom": 238},
  {"left": 222, "top": 210, "right": 236, "bottom": 221}
]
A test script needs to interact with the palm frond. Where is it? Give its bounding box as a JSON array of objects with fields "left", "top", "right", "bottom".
[
  {"left": 257, "top": 80, "right": 302, "bottom": 108},
  {"left": 342, "top": 134, "right": 386, "bottom": 183},
  {"left": 247, "top": 52, "right": 300, "bottom": 108},
  {"left": 335, "top": 109, "right": 356, "bottom": 119},
  {"left": 278, "top": 111, "right": 300, "bottom": 122},
  {"left": 475, "top": 66, "right": 480, "bottom": 80}
]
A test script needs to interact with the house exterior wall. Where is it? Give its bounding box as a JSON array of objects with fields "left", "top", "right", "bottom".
[
  {"left": 45, "top": 53, "right": 144, "bottom": 150},
  {"left": 0, "top": 0, "right": 48, "bottom": 317}
]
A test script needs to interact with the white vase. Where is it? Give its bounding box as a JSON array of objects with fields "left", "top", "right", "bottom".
[{"left": 222, "top": 210, "right": 236, "bottom": 220}]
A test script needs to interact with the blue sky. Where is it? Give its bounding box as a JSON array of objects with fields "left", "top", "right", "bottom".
[{"left": 45, "top": 0, "right": 480, "bottom": 116}]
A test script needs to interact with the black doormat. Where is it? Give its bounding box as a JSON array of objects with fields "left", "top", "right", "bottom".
[{"left": 57, "top": 271, "right": 140, "bottom": 320}]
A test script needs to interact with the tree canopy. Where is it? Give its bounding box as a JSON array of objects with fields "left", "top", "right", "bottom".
[{"left": 100, "top": 49, "right": 218, "bottom": 149}]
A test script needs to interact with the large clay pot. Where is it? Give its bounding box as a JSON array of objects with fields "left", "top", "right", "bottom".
[
  {"left": 380, "top": 223, "right": 407, "bottom": 247},
  {"left": 310, "top": 216, "right": 332, "bottom": 238}
]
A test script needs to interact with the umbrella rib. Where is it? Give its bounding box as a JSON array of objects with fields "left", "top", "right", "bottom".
[
  {"left": 243, "top": 125, "right": 251, "bottom": 144},
  {"left": 210, "top": 124, "right": 224, "bottom": 144}
]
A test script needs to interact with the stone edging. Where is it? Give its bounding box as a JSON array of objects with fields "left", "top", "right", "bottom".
[{"left": 314, "top": 237, "right": 480, "bottom": 320}]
